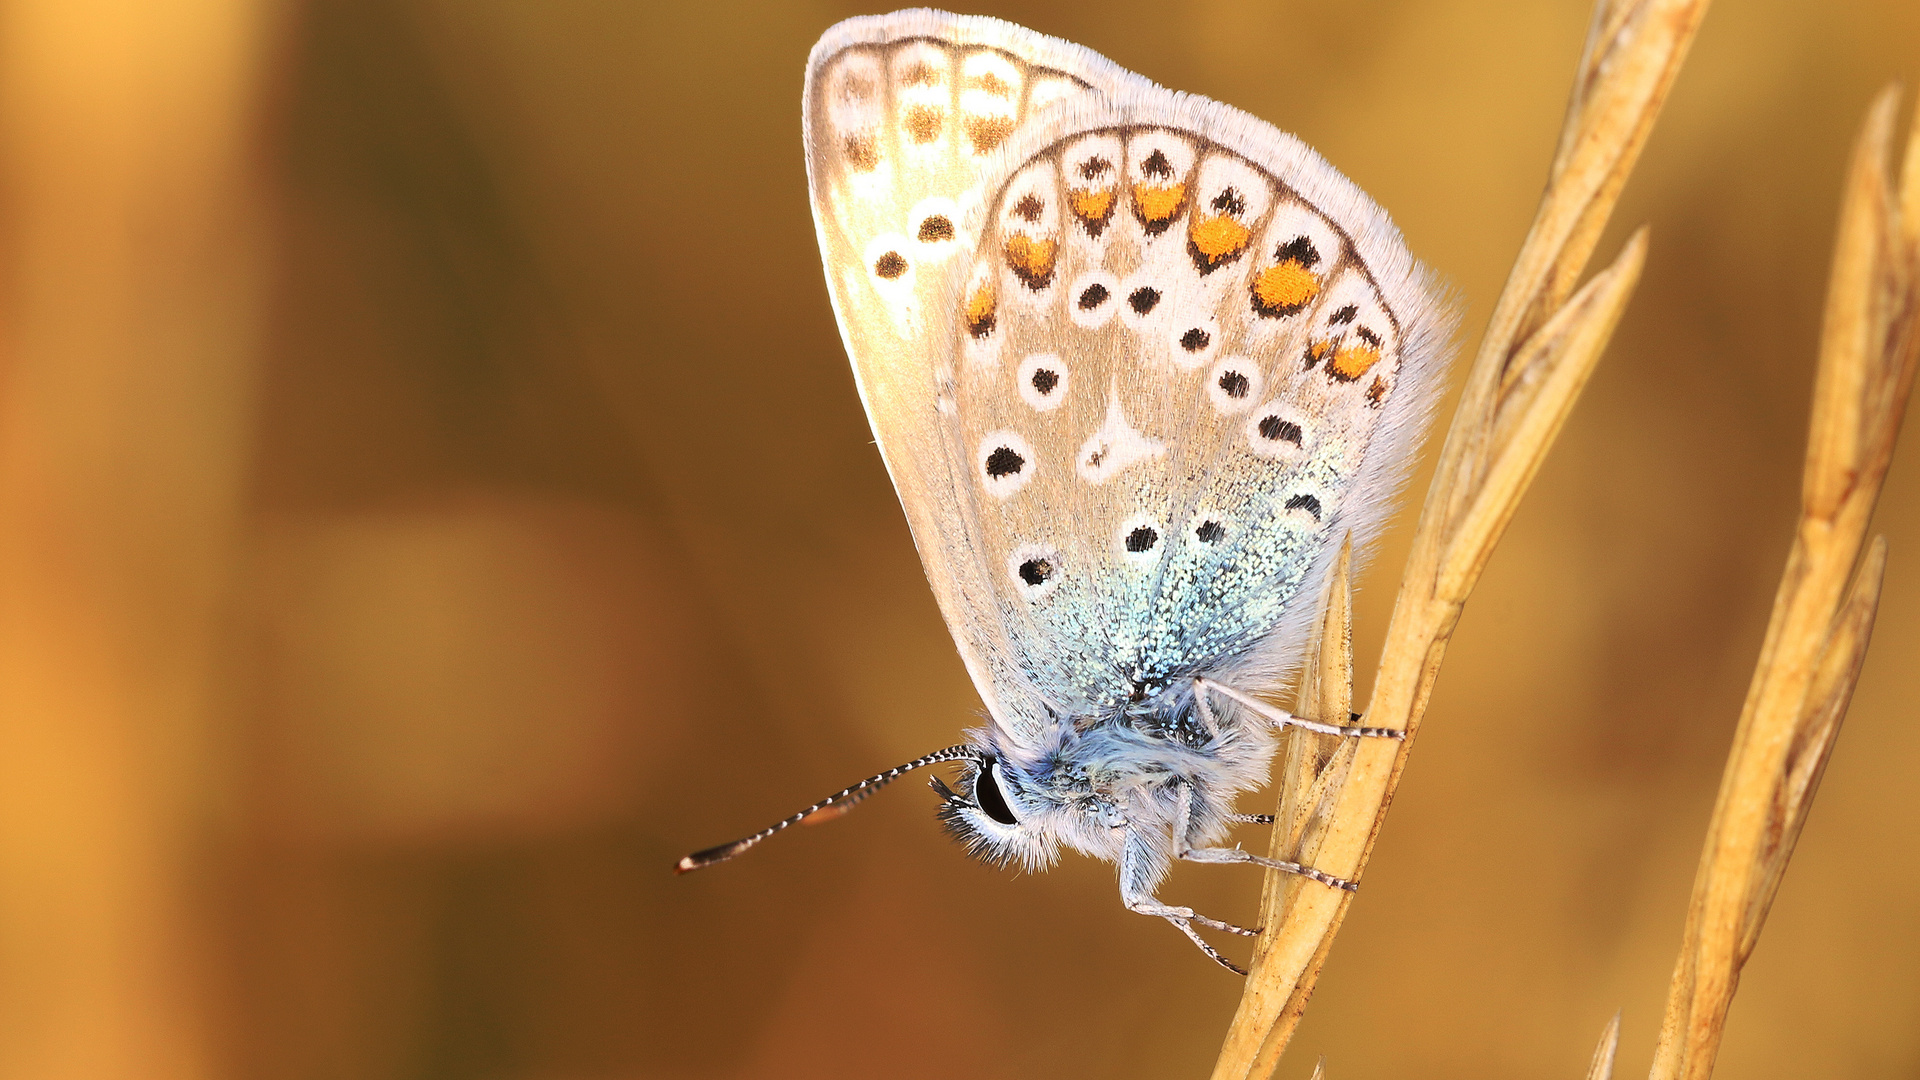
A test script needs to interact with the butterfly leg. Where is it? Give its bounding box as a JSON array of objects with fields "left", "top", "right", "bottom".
[
  {"left": 1119, "top": 826, "right": 1256, "bottom": 975},
  {"left": 1172, "top": 781, "right": 1359, "bottom": 893},
  {"left": 1177, "top": 845, "right": 1359, "bottom": 892},
  {"left": 1193, "top": 677, "right": 1406, "bottom": 740}
]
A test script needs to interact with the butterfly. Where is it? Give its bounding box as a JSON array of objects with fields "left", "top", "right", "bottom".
[{"left": 678, "top": 10, "right": 1456, "bottom": 973}]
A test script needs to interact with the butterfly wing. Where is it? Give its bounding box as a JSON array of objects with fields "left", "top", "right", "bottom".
[
  {"left": 952, "top": 100, "right": 1456, "bottom": 734},
  {"left": 803, "top": 14, "right": 1137, "bottom": 732},
  {"left": 807, "top": 14, "right": 1456, "bottom": 754}
]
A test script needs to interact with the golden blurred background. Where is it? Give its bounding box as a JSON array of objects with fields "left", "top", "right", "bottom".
[{"left": 0, "top": 1, "right": 1916, "bottom": 1078}]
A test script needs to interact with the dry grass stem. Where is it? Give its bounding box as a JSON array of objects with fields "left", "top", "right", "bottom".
[
  {"left": 1588, "top": 1013, "right": 1623, "bottom": 1080},
  {"left": 1212, "top": 2, "right": 1708, "bottom": 1076},
  {"left": 1647, "top": 85, "right": 1920, "bottom": 1080}
]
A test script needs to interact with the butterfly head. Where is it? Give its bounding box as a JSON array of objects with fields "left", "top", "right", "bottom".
[
  {"left": 932, "top": 751, "right": 1068, "bottom": 873},
  {"left": 933, "top": 697, "right": 1272, "bottom": 873}
]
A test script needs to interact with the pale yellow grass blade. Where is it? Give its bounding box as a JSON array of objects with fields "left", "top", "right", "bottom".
[{"left": 1648, "top": 85, "right": 1920, "bottom": 1080}]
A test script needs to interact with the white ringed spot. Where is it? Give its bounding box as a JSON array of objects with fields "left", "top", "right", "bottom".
[
  {"left": 908, "top": 195, "right": 962, "bottom": 259},
  {"left": 1117, "top": 271, "right": 1166, "bottom": 333},
  {"left": 1016, "top": 353, "right": 1069, "bottom": 412},
  {"left": 862, "top": 232, "right": 915, "bottom": 294},
  {"left": 1007, "top": 543, "right": 1064, "bottom": 600},
  {"left": 1189, "top": 509, "right": 1232, "bottom": 547},
  {"left": 1207, "top": 356, "right": 1263, "bottom": 415},
  {"left": 1117, "top": 512, "right": 1165, "bottom": 565},
  {"left": 1169, "top": 314, "right": 1221, "bottom": 370},
  {"left": 1245, "top": 401, "right": 1310, "bottom": 459},
  {"left": 977, "top": 430, "right": 1036, "bottom": 499},
  {"left": 1067, "top": 269, "right": 1121, "bottom": 329}
]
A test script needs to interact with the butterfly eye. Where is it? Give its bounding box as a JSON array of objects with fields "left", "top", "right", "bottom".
[{"left": 975, "top": 760, "right": 1019, "bottom": 826}]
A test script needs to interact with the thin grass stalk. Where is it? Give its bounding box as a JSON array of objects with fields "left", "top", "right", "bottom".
[
  {"left": 1647, "top": 85, "right": 1920, "bottom": 1080},
  {"left": 1213, "top": 1, "right": 1709, "bottom": 1075}
]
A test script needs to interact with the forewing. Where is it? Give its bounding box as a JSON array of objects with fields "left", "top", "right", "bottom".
[{"left": 803, "top": 14, "right": 1134, "bottom": 731}]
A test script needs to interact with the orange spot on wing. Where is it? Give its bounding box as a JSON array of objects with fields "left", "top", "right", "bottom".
[
  {"left": 1003, "top": 234, "right": 1058, "bottom": 289},
  {"left": 904, "top": 105, "right": 944, "bottom": 143},
  {"left": 967, "top": 71, "right": 1011, "bottom": 96},
  {"left": 1068, "top": 188, "right": 1113, "bottom": 220},
  {"left": 1189, "top": 214, "right": 1251, "bottom": 264},
  {"left": 841, "top": 75, "right": 876, "bottom": 103},
  {"left": 843, "top": 133, "right": 879, "bottom": 171},
  {"left": 964, "top": 282, "right": 996, "bottom": 337},
  {"left": 900, "top": 62, "right": 942, "bottom": 87},
  {"left": 1067, "top": 187, "right": 1115, "bottom": 235},
  {"left": 1251, "top": 259, "right": 1320, "bottom": 316},
  {"left": 1132, "top": 182, "right": 1187, "bottom": 228},
  {"left": 965, "top": 115, "right": 1014, "bottom": 153},
  {"left": 1330, "top": 341, "right": 1383, "bottom": 381}
]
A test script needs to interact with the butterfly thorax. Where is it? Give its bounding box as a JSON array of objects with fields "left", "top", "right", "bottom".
[{"left": 939, "top": 689, "right": 1277, "bottom": 871}]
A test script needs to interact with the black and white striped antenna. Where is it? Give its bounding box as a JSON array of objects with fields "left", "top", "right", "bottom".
[{"left": 675, "top": 744, "right": 981, "bottom": 873}]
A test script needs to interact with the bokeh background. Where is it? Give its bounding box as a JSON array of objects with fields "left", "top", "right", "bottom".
[{"left": 1, "top": 1, "right": 1916, "bottom": 1078}]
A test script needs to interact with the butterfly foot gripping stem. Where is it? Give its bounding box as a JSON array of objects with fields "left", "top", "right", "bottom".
[
  {"left": 1121, "top": 829, "right": 1259, "bottom": 974},
  {"left": 1177, "top": 844, "right": 1359, "bottom": 892},
  {"left": 1123, "top": 896, "right": 1257, "bottom": 975},
  {"left": 1172, "top": 781, "right": 1360, "bottom": 891}
]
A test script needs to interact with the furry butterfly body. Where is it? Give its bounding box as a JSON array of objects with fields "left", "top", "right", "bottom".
[{"left": 681, "top": 10, "right": 1456, "bottom": 972}]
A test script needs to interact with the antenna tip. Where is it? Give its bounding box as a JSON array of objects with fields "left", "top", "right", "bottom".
[{"left": 675, "top": 841, "right": 740, "bottom": 874}]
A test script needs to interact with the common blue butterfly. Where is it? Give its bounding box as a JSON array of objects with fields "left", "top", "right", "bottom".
[{"left": 678, "top": 9, "right": 1456, "bottom": 973}]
